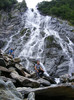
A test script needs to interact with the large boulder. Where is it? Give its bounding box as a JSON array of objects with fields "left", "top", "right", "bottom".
[
  {"left": 17, "top": 83, "right": 74, "bottom": 100},
  {"left": 0, "top": 79, "right": 23, "bottom": 100},
  {"left": 15, "top": 64, "right": 30, "bottom": 77},
  {"left": 0, "top": 58, "right": 6, "bottom": 67},
  {"left": 37, "top": 78, "right": 51, "bottom": 86},
  {"left": 10, "top": 71, "right": 40, "bottom": 88},
  {"left": 14, "top": 58, "right": 21, "bottom": 63},
  {"left": 0, "top": 66, "right": 11, "bottom": 77},
  {"left": 55, "top": 61, "right": 69, "bottom": 76},
  {"left": 0, "top": 66, "right": 10, "bottom": 72},
  {"left": 3, "top": 54, "right": 15, "bottom": 67}
]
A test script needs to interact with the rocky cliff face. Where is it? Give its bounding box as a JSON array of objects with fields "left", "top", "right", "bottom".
[
  {"left": 0, "top": 6, "right": 74, "bottom": 78},
  {"left": 0, "top": 2, "right": 27, "bottom": 48},
  {"left": 43, "top": 18, "right": 74, "bottom": 77}
]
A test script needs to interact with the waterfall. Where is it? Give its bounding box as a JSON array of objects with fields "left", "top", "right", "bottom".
[{"left": 3, "top": 2, "right": 74, "bottom": 76}]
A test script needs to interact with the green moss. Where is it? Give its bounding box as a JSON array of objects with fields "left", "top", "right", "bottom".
[
  {"left": 20, "top": 28, "right": 27, "bottom": 35},
  {"left": 27, "top": 29, "right": 31, "bottom": 33},
  {"left": 68, "top": 21, "right": 74, "bottom": 27},
  {"left": 71, "top": 30, "right": 74, "bottom": 32},
  {"left": 8, "top": 13, "right": 15, "bottom": 19},
  {"left": 58, "top": 19, "right": 63, "bottom": 24},
  {"left": 46, "top": 36, "right": 54, "bottom": 43}
]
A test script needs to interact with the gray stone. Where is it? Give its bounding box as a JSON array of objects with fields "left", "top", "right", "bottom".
[
  {"left": 0, "top": 76, "right": 16, "bottom": 83},
  {"left": 10, "top": 71, "right": 40, "bottom": 88},
  {"left": 14, "top": 58, "right": 21, "bottom": 63},
  {"left": 60, "top": 74, "right": 70, "bottom": 83},
  {"left": 69, "top": 76, "right": 74, "bottom": 82},
  {"left": 0, "top": 79, "right": 23, "bottom": 100},
  {"left": 56, "top": 61, "right": 69, "bottom": 76},
  {"left": 0, "top": 66, "right": 10, "bottom": 72},
  {"left": 37, "top": 78, "right": 51, "bottom": 86},
  {"left": 27, "top": 92, "right": 35, "bottom": 100}
]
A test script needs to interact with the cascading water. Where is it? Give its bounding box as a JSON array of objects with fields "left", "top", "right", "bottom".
[{"left": 3, "top": 1, "right": 74, "bottom": 76}]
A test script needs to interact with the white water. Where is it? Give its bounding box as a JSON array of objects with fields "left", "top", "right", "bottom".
[
  {"left": 3, "top": 4, "right": 74, "bottom": 76},
  {"left": 3, "top": 30, "right": 21, "bottom": 52}
]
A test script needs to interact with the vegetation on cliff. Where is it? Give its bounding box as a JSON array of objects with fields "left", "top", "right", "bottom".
[
  {"left": 37, "top": 0, "right": 74, "bottom": 25},
  {"left": 0, "top": 0, "right": 27, "bottom": 11},
  {"left": 0, "top": 0, "right": 17, "bottom": 10}
]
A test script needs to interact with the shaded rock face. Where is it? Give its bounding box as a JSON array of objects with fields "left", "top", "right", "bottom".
[
  {"left": 44, "top": 35, "right": 70, "bottom": 77},
  {"left": 0, "top": 79, "right": 23, "bottom": 100}
]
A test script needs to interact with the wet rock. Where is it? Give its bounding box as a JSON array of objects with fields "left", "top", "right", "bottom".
[
  {"left": 37, "top": 78, "right": 51, "bottom": 86},
  {"left": 60, "top": 74, "right": 70, "bottom": 83},
  {"left": 69, "top": 76, "right": 74, "bottom": 82},
  {"left": 43, "top": 75, "right": 56, "bottom": 84},
  {"left": 0, "top": 79, "right": 23, "bottom": 100},
  {"left": 28, "top": 92, "right": 35, "bottom": 100}
]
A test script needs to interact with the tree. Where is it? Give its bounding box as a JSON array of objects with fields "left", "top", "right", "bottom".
[{"left": 37, "top": 0, "right": 74, "bottom": 25}]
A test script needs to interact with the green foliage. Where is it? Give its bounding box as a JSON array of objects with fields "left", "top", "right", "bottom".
[
  {"left": 38, "top": 0, "right": 74, "bottom": 25},
  {"left": 0, "top": 0, "right": 17, "bottom": 10}
]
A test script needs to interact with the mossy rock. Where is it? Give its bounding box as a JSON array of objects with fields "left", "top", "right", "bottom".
[
  {"left": 45, "top": 35, "right": 61, "bottom": 49},
  {"left": 20, "top": 28, "right": 27, "bottom": 35},
  {"left": 71, "top": 30, "right": 74, "bottom": 32},
  {"left": 46, "top": 35, "right": 54, "bottom": 43}
]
